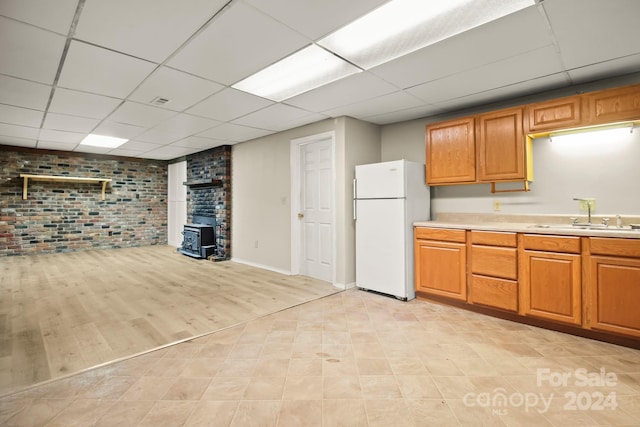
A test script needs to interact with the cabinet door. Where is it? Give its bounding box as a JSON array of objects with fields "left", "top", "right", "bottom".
[
  {"left": 415, "top": 239, "right": 466, "bottom": 300},
  {"left": 477, "top": 107, "right": 525, "bottom": 182},
  {"left": 585, "top": 84, "right": 640, "bottom": 125},
  {"left": 425, "top": 118, "right": 475, "bottom": 185},
  {"left": 520, "top": 250, "right": 581, "bottom": 325},
  {"left": 526, "top": 96, "right": 583, "bottom": 134},
  {"left": 588, "top": 256, "right": 640, "bottom": 337}
]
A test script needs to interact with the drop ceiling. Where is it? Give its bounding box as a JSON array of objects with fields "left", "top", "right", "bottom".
[{"left": 1, "top": 0, "right": 639, "bottom": 160}]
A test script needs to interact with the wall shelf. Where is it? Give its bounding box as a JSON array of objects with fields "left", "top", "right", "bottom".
[
  {"left": 182, "top": 178, "right": 223, "bottom": 188},
  {"left": 19, "top": 174, "right": 112, "bottom": 201}
]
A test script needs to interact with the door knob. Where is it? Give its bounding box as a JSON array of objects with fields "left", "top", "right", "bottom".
[{"left": 297, "top": 212, "right": 304, "bottom": 218}]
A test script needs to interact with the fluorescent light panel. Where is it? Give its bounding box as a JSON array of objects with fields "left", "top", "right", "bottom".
[
  {"left": 318, "top": 0, "right": 536, "bottom": 69},
  {"left": 80, "top": 134, "right": 129, "bottom": 148},
  {"left": 232, "top": 44, "right": 361, "bottom": 102}
]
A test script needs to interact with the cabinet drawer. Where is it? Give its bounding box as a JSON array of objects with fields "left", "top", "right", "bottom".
[
  {"left": 470, "top": 230, "right": 516, "bottom": 247},
  {"left": 415, "top": 227, "right": 466, "bottom": 243},
  {"left": 469, "top": 275, "right": 518, "bottom": 312},
  {"left": 471, "top": 245, "right": 517, "bottom": 279},
  {"left": 522, "top": 234, "right": 581, "bottom": 254},
  {"left": 590, "top": 237, "right": 640, "bottom": 258}
]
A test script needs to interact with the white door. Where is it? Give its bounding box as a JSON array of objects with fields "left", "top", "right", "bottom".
[
  {"left": 356, "top": 198, "right": 406, "bottom": 297},
  {"left": 167, "top": 161, "right": 187, "bottom": 247},
  {"left": 299, "top": 138, "right": 333, "bottom": 282}
]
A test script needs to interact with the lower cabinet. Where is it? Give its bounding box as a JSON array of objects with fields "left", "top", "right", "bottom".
[
  {"left": 588, "top": 237, "right": 640, "bottom": 337},
  {"left": 414, "top": 227, "right": 640, "bottom": 344},
  {"left": 520, "top": 250, "right": 582, "bottom": 325},
  {"left": 415, "top": 228, "right": 467, "bottom": 300}
]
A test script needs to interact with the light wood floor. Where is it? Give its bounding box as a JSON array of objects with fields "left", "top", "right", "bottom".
[{"left": 0, "top": 245, "right": 340, "bottom": 396}]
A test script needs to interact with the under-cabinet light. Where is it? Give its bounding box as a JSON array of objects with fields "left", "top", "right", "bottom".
[
  {"left": 548, "top": 123, "right": 635, "bottom": 156},
  {"left": 318, "top": 0, "right": 536, "bottom": 69},
  {"left": 549, "top": 123, "right": 634, "bottom": 143},
  {"left": 232, "top": 44, "right": 361, "bottom": 102},
  {"left": 80, "top": 134, "right": 129, "bottom": 148}
]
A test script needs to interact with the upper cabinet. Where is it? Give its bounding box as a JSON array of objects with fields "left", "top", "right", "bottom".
[
  {"left": 426, "top": 117, "right": 476, "bottom": 184},
  {"left": 425, "top": 83, "right": 640, "bottom": 190},
  {"left": 477, "top": 107, "right": 527, "bottom": 182},
  {"left": 525, "top": 95, "right": 583, "bottom": 134},
  {"left": 585, "top": 84, "right": 640, "bottom": 125}
]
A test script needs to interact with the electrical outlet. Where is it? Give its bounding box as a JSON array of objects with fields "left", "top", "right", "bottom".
[
  {"left": 254, "top": 240, "right": 259, "bottom": 248},
  {"left": 493, "top": 200, "right": 502, "bottom": 211},
  {"left": 578, "top": 199, "right": 596, "bottom": 212}
]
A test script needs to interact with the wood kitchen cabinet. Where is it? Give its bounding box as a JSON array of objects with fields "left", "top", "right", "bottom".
[
  {"left": 520, "top": 234, "right": 582, "bottom": 325},
  {"left": 414, "top": 228, "right": 467, "bottom": 300},
  {"left": 425, "top": 117, "right": 476, "bottom": 184},
  {"left": 587, "top": 238, "right": 640, "bottom": 338},
  {"left": 468, "top": 231, "right": 518, "bottom": 312},
  {"left": 476, "top": 107, "right": 530, "bottom": 183},
  {"left": 525, "top": 95, "right": 583, "bottom": 134},
  {"left": 584, "top": 84, "right": 640, "bottom": 125}
]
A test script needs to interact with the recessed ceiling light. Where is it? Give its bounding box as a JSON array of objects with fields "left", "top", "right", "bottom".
[
  {"left": 318, "top": 0, "right": 536, "bottom": 69},
  {"left": 232, "top": 44, "right": 361, "bottom": 102},
  {"left": 80, "top": 134, "right": 129, "bottom": 148}
]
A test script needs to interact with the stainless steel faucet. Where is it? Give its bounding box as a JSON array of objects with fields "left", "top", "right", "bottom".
[{"left": 573, "top": 197, "right": 592, "bottom": 225}]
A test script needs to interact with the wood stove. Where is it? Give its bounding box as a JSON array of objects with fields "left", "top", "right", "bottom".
[{"left": 179, "top": 215, "right": 216, "bottom": 259}]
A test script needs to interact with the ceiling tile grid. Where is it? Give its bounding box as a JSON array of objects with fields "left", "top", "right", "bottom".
[{"left": 1, "top": 0, "right": 639, "bottom": 159}]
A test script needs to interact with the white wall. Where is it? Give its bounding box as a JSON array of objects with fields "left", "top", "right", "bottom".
[
  {"left": 167, "top": 161, "right": 187, "bottom": 247},
  {"left": 231, "top": 116, "right": 381, "bottom": 285},
  {"left": 232, "top": 119, "right": 336, "bottom": 273}
]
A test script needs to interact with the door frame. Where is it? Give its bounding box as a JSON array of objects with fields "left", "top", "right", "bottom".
[{"left": 290, "top": 131, "right": 337, "bottom": 284}]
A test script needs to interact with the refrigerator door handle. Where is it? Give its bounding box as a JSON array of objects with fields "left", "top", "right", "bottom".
[
  {"left": 352, "top": 178, "right": 357, "bottom": 199},
  {"left": 353, "top": 199, "right": 357, "bottom": 221}
]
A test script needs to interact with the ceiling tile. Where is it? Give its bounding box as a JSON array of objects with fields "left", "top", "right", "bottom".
[
  {"left": 370, "top": 7, "right": 552, "bottom": 90},
  {"left": 433, "top": 74, "right": 569, "bottom": 113},
  {"left": 0, "top": 0, "right": 78, "bottom": 34},
  {"left": 37, "top": 140, "right": 78, "bottom": 151},
  {"left": 38, "top": 129, "right": 85, "bottom": 143},
  {"left": 107, "top": 101, "right": 177, "bottom": 128},
  {"left": 232, "top": 103, "right": 325, "bottom": 131},
  {"left": 245, "top": 0, "right": 388, "bottom": 40},
  {"left": 43, "top": 113, "right": 100, "bottom": 133},
  {"left": 0, "top": 75, "right": 51, "bottom": 110},
  {"left": 197, "top": 123, "right": 274, "bottom": 142},
  {"left": 0, "top": 136, "right": 37, "bottom": 148},
  {"left": 0, "top": 123, "right": 39, "bottom": 140},
  {"left": 118, "top": 140, "right": 163, "bottom": 152},
  {"left": 407, "top": 46, "right": 565, "bottom": 104},
  {"left": 545, "top": 0, "right": 640, "bottom": 69},
  {"left": 285, "top": 72, "right": 398, "bottom": 112},
  {"left": 170, "top": 136, "right": 227, "bottom": 149},
  {"left": 187, "top": 88, "right": 273, "bottom": 122},
  {"left": 322, "top": 91, "right": 424, "bottom": 121},
  {"left": 57, "top": 41, "right": 156, "bottom": 98},
  {"left": 74, "top": 0, "right": 228, "bottom": 63},
  {"left": 0, "top": 104, "right": 43, "bottom": 127},
  {"left": 106, "top": 147, "right": 146, "bottom": 157},
  {"left": 135, "top": 113, "right": 220, "bottom": 144},
  {"left": 73, "top": 144, "right": 112, "bottom": 155},
  {"left": 364, "top": 104, "right": 445, "bottom": 125},
  {"left": 567, "top": 54, "right": 640, "bottom": 84},
  {"left": 129, "top": 66, "right": 224, "bottom": 112},
  {"left": 0, "top": 17, "right": 66, "bottom": 84},
  {"left": 48, "top": 88, "right": 122, "bottom": 119},
  {"left": 167, "top": 2, "right": 309, "bottom": 85},
  {"left": 92, "top": 122, "right": 146, "bottom": 140},
  {"left": 141, "top": 145, "right": 198, "bottom": 160}
]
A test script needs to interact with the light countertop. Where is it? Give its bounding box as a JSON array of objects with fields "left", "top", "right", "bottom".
[{"left": 414, "top": 213, "right": 640, "bottom": 239}]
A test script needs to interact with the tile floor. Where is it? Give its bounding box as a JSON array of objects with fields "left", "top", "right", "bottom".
[{"left": 1, "top": 289, "right": 639, "bottom": 426}]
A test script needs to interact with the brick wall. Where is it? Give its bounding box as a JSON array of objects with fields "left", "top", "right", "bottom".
[
  {"left": 0, "top": 146, "right": 167, "bottom": 257},
  {"left": 186, "top": 145, "right": 231, "bottom": 259}
]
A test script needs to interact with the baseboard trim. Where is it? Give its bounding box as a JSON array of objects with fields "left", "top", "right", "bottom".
[{"left": 230, "top": 257, "right": 292, "bottom": 276}]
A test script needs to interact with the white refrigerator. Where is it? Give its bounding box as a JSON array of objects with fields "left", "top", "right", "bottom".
[{"left": 354, "top": 160, "right": 430, "bottom": 301}]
